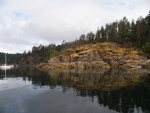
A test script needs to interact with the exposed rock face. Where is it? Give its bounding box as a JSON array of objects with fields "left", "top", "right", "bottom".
[
  {"left": 43, "top": 61, "right": 110, "bottom": 70},
  {"left": 142, "top": 60, "right": 150, "bottom": 71},
  {"left": 118, "top": 58, "right": 150, "bottom": 70},
  {"left": 37, "top": 42, "right": 150, "bottom": 71}
]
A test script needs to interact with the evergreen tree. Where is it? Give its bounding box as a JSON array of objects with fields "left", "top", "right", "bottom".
[
  {"left": 130, "top": 19, "right": 136, "bottom": 43},
  {"left": 100, "top": 26, "right": 106, "bottom": 42},
  {"left": 118, "top": 17, "right": 130, "bottom": 44},
  {"left": 86, "top": 31, "right": 95, "bottom": 43},
  {"left": 79, "top": 34, "right": 86, "bottom": 44},
  {"left": 135, "top": 17, "right": 148, "bottom": 47},
  {"left": 95, "top": 28, "right": 101, "bottom": 42}
]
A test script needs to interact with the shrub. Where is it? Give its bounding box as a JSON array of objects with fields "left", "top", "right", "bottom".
[{"left": 142, "top": 42, "right": 150, "bottom": 53}]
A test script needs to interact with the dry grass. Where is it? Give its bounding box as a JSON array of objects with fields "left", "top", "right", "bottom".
[{"left": 58, "top": 42, "right": 142, "bottom": 62}]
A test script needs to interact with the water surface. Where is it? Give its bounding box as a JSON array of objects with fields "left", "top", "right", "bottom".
[{"left": 0, "top": 68, "right": 150, "bottom": 113}]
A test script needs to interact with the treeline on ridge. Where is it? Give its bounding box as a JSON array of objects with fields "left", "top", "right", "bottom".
[
  {"left": 0, "top": 52, "right": 22, "bottom": 65},
  {"left": 22, "top": 12, "right": 150, "bottom": 63}
]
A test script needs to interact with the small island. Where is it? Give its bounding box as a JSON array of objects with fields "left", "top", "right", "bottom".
[
  {"left": 16, "top": 11, "right": 150, "bottom": 73},
  {"left": 36, "top": 42, "right": 150, "bottom": 71}
]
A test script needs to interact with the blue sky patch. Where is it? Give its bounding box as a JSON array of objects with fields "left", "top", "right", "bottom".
[{"left": 14, "top": 12, "right": 28, "bottom": 20}]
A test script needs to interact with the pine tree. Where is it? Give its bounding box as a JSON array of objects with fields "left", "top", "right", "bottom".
[
  {"left": 79, "top": 34, "right": 86, "bottom": 44},
  {"left": 130, "top": 19, "right": 136, "bottom": 43},
  {"left": 118, "top": 17, "right": 130, "bottom": 44},
  {"left": 95, "top": 28, "right": 101, "bottom": 42},
  {"left": 100, "top": 26, "right": 106, "bottom": 42},
  {"left": 86, "top": 31, "right": 95, "bottom": 43}
]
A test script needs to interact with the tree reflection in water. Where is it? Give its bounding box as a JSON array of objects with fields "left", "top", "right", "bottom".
[{"left": 0, "top": 67, "right": 150, "bottom": 113}]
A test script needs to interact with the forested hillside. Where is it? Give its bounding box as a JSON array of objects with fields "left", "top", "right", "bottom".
[
  {"left": 0, "top": 52, "right": 22, "bottom": 65},
  {"left": 21, "top": 11, "right": 150, "bottom": 64},
  {"left": 1, "top": 11, "right": 150, "bottom": 65}
]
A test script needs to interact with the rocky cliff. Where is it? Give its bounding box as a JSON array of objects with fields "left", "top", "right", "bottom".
[{"left": 37, "top": 42, "right": 150, "bottom": 71}]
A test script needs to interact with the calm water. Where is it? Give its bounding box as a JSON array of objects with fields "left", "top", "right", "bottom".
[{"left": 0, "top": 68, "right": 150, "bottom": 113}]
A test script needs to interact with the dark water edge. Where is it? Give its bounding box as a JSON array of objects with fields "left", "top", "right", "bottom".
[{"left": 0, "top": 68, "right": 150, "bottom": 113}]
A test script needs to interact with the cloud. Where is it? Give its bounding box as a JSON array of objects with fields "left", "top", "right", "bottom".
[{"left": 0, "top": 0, "right": 149, "bottom": 53}]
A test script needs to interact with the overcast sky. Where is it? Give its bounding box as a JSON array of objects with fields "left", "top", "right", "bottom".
[{"left": 0, "top": 0, "right": 149, "bottom": 53}]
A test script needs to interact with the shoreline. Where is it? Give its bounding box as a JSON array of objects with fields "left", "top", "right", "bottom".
[{"left": 37, "top": 59, "right": 150, "bottom": 71}]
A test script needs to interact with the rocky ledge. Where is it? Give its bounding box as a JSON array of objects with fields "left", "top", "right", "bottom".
[
  {"left": 37, "top": 59, "right": 150, "bottom": 71},
  {"left": 36, "top": 42, "right": 150, "bottom": 71},
  {"left": 37, "top": 61, "right": 110, "bottom": 71}
]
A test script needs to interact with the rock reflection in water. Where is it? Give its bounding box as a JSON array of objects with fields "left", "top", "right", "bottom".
[
  {"left": 48, "top": 69, "right": 150, "bottom": 113},
  {"left": 1, "top": 67, "right": 149, "bottom": 113},
  {"left": 20, "top": 67, "right": 150, "bottom": 113},
  {"left": 47, "top": 68, "right": 149, "bottom": 91}
]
